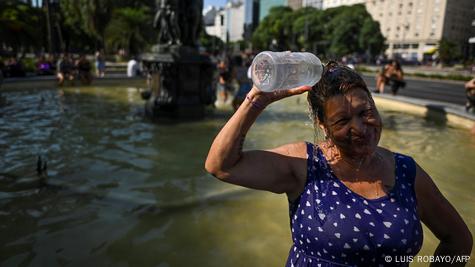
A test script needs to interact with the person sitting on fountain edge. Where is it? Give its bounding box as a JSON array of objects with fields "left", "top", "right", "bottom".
[{"left": 205, "top": 61, "right": 472, "bottom": 266}]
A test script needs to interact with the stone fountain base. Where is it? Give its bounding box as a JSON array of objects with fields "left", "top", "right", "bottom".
[{"left": 141, "top": 46, "right": 215, "bottom": 120}]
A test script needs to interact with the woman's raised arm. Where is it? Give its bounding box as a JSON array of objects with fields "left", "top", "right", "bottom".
[{"left": 205, "top": 86, "right": 311, "bottom": 196}]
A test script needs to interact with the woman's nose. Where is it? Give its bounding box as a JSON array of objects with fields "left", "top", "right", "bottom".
[{"left": 350, "top": 117, "right": 367, "bottom": 134}]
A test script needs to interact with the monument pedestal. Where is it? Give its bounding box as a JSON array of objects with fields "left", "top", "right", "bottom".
[{"left": 141, "top": 46, "right": 215, "bottom": 120}]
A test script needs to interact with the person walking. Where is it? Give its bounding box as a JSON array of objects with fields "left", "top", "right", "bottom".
[{"left": 95, "top": 50, "right": 106, "bottom": 78}]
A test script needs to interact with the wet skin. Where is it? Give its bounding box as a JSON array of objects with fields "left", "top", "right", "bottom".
[{"left": 322, "top": 88, "right": 383, "bottom": 159}]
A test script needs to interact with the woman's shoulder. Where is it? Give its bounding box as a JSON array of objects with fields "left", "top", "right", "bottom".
[
  {"left": 279, "top": 141, "right": 309, "bottom": 159},
  {"left": 377, "top": 147, "right": 417, "bottom": 172},
  {"left": 377, "top": 146, "right": 411, "bottom": 158}
]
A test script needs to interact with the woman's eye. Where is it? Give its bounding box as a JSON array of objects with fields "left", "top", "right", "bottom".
[
  {"left": 361, "top": 109, "right": 373, "bottom": 116},
  {"left": 334, "top": 118, "right": 349, "bottom": 125}
]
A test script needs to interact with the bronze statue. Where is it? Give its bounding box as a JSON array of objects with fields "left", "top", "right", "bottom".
[
  {"left": 153, "top": 0, "right": 181, "bottom": 45},
  {"left": 179, "top": 0, "right": 203, "bottom": 47}
]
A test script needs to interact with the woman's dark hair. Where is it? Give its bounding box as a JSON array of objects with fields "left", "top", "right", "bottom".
[{"left": 308, "top": 61, "right": 371, "bottom": 124}]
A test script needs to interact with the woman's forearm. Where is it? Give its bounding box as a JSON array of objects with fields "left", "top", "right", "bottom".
[{"left": 205, "top": 93, "right": 265, "bottom": 178}]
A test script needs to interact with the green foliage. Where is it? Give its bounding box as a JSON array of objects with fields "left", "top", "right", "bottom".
[
  {"left": 60, "top": 0, "right": 155, "bottom": 53},
  {"left": 22, "top": 57, "right": 36, "bottom": 73},
  {"left": 438, "top": 38, "right": 461, "bottom": 65},
  {"left": 200, "top": 31, "right": 225, "bottom": 53},
  {"left": 104, "top": 7, "right": 153, "bottom": 55},
  {"left": 252, "top": 6, "right": 294, "bottom": 50},
  {"left": 252, "top": 4, "right": 385, "bottom": 59},
  {"left": 0, "top": 0, "right": 45, "bottom": 52},
  {"left": 60, "top": 0, "right": 114, "bottom": 49}
]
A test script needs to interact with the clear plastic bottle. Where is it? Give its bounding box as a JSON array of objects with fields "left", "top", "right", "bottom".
[{"left": 250, "top": 51, "right": 323, "bottom": 92}]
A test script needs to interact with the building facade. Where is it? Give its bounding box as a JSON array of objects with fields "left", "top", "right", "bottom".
[
  {"left": 260, "top": 0, "right": 287, "bottom": 21},
  {"left": 205, "top": 8, "right": 227, "bottom": 41},
  {"left": 302, "top": 0, "right": 323, "bottom": 9},
  {"left": 322, "top": 0, "right": 364, "bottom": 9},
  {"left": 206, "top": 0, "right": 256, "bottom": 42},
  {"left": 244, "top": 0, "right": 260, "bottom": 40},
  {"left": 366, "top": 0, "right": 475, "bottom": 61},
  {"left": 288, "top": 0, "right": 303, "bottom": 10},
  {"left": 226, "top": 1, "right": 246, "bottom": 42}
]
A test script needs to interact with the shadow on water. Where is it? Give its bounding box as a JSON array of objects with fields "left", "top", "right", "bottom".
[{"left": 424, "top": 104, "right": 448, "bottom": 126}]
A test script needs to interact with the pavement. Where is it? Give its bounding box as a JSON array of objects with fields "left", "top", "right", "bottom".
[{"left": 361, "top": 73, "right": 475, "bottom": 126}]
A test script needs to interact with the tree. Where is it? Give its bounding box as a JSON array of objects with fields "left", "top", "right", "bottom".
[
  {"left": 200, "top": 31, "right": 225, "bottom": 53},
  {"left": 251, "top": 4, "right": 385, "bottom": 60},
  {"left": 0, "top": 0, "right": 45, "bottom": 53},
  {"left": 291, "top": 8, "right": 324, "bottom": 52},
  {"left": 104, "top": 7, "right": 153, "bottom": 56},
  {"left": 326, "top": 5, "right": 366, "bottom": 57},
  {"left": 438, "top": 38, "right": 461, "bottom": 65},
  {"left": 60, "top": 0, "right": 154, "bottom": 53},
  {"left": 60, "top": 0, "right": 114, "bottom": 50},
  {"left": 359, "top": 17, "right": 385, "bottom": 61},
  {"left": 251, "top": 6, "right": 293, "bottom": 50}
]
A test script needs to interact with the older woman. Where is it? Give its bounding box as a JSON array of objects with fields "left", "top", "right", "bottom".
[{"left": 205, "top": 62, "right": 472, "bottom": 266}]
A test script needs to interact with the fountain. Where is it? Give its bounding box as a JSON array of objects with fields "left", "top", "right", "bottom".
[{"left": 140, "top": 0, "right": 215, "bottom": 120}]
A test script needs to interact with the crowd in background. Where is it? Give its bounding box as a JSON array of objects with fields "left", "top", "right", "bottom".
[
  {"left": 212, "top": 52, "right": 254, "bottom": 111},
  {"left": 0, "top": 51, "right": 109, "bottom": 86}
]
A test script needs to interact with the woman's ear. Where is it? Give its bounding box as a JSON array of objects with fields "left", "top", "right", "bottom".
[{"left": 318, "top": 124, "right": 328, "bottom": 139}]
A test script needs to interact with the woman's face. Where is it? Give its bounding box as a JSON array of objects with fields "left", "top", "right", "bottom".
[{"left": 322, "top": 88, "right": 382, "bottom": 157}]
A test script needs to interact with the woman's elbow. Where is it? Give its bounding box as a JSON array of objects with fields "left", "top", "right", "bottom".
[
  {"left": 461, "top": 229, "right": 473, "bottom": 255},
  {"left": 448, "top": 226, "right": 473, "bottom": 255},
  {"left": 204, "top": 159, "right": 228, "bottom": 180}
]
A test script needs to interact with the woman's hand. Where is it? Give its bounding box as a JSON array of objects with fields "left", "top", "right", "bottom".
[{"left": 245, "top": 85, "right": 312, "bottom": 111}]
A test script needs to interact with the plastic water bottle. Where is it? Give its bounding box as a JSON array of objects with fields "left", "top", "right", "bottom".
[{"left": 250, "top": 51, "right": 323, "bottom": 92}]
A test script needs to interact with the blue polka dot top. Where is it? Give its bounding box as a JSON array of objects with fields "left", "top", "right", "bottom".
[{"left": 286, "top": 143, "right": 423, "bottom": 267}]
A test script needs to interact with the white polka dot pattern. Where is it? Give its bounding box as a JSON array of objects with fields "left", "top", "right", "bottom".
[{"left": 286, "top": 143, "right": 423, "bottom": 267}]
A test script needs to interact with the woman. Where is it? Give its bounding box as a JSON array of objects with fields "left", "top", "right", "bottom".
[{"left": 205, "top": 61, "right": 472, "bottom": 266}]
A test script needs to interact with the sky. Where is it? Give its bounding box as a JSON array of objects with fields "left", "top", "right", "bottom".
[{"left": 204, "top": 0, "right": 226, "bottom": 8}]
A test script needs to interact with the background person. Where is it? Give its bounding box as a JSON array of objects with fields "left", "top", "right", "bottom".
[
  {"left": 205, "top": 61, "right": 472, "bottom": 266},
  {"left": 465, "top": 77, "right": 475, "bottom": 112},
  {"left": 57, "top": 53, "right": 75, "bottom": 86},
  {"left": 127, "top": 57, "right": 140, "bottom": 77},
  {"left": 216, "top": 60, "right": 232, "bottom": 104},
  {"left": 376, "top": 59, "right": 405, "bottom": 94},
  {"left": 232, "top": 56, "right": 252, "bottom": 111},
  {"left": 76, "top": 54, "right": 92, "bottom": 85},
  {"left": 95, "top": 50, "right": 106, "bottom": 77}
]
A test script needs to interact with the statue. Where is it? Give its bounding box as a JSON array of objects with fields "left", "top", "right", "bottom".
[
  {"left": 179, "top": 0, "right": 203, "bottom": 47},
  {"left": 142, "top": 0, "right": 214, "bottom": 120},
  {"left": 153, "top": 0, "right": 181, "bottom": 45}
]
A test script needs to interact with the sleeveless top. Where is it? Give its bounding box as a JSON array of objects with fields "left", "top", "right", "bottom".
[{"left": 285, "top": 143, "right": 423, "bottom": 267}]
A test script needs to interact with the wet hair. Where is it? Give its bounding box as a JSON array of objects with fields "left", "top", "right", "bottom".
[{"left": 308, "top": 61, "right": 371, "bottom": 124}]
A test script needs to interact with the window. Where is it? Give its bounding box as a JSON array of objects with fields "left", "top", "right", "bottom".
[
  {"left": 411, "top": 44, "right": 419, "bottom": 48},
  {"left": 402, "top": 44, "right": 410, "bottom": 49}
]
